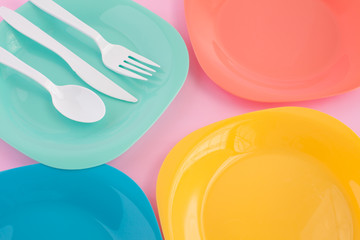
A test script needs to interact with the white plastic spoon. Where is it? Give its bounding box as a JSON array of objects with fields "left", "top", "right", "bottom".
[{"left": 0, "top": 47, "right": 106, "bottom": 123}]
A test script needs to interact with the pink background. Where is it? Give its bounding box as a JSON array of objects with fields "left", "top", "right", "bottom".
[{"left": 1, "top": 0, "right": 360, "bottom": 219}]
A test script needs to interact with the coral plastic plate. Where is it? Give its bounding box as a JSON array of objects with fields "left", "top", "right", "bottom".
[
  {"left": 0, "top": 164, "right": 162, "bottom": 240},
  {"left": 185, "top": 0, "right": 360, "bottom": 102},
  {"left": 157, "top": 107, "right": 360, "bottom": 239},
  {"left": 0, "top": 0, "right": 188, "bottom": 169}
]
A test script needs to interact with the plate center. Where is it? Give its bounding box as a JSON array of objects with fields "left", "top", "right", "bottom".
[
  {"left": 215, "top": 0, "right": 339, "bottom": 80},
  {"left": 201, "top": 152, "right": 354, "bottom": 239}
]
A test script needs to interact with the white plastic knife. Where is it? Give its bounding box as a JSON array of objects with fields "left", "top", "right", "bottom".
[{"left": 0, "top": 7, "right": 137, "bottom": 102}]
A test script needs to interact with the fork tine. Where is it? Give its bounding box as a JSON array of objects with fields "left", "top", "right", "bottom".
[
  {"left": 116, "top": 66, "right": 148, "bottom": 81},
  {"left": 129, "top": 52, "right": 160, "bottom": 68},
  {"left": 126, "top": 58, "right": 156, "bottom": 73},
  {"left": 121, "top": 62, "right": 152, "bottom": 76}
]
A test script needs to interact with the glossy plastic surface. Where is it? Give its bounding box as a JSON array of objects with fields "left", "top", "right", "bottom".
[
  {"left": 185, "top": 0, "right": 360, "bottom": 102},
  {"left": 157, "top": 107, "right": 360, "bottom": 239},
  {"left": 0, "top": 0, "right": 189, "bottom": 169},
  {"left": 0, "top": 164, "right": 162, "bottom": 240}
]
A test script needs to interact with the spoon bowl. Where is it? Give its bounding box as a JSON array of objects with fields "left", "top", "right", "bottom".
[{"left": 52, "top": 85, "right": 106, "bottom": 123}]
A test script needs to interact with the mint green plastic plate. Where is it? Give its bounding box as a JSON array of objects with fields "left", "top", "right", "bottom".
[{"left": 0, "top": 0, "right": 189, "bottom": 169}]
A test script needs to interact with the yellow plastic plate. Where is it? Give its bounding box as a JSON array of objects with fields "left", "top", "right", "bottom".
[{"left": 157, "top": 107, "right": 360, "bottom": 239}]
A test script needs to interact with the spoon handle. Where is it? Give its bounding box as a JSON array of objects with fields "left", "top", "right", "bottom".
[{"left": 0, "top": 47, "right": 56, "bottom": 93}]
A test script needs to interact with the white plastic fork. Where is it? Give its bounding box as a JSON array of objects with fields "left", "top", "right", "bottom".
[{"left": 30, "top": 0, "right": 160, "bottom": 81}]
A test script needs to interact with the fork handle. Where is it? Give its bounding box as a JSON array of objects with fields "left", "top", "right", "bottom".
[{"left": 30, "top": 0, "right": 108, "bottom": 49}]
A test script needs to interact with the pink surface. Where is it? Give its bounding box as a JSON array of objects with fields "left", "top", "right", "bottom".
[{"left": 1, "top": 0, "right": 360, "bottom": 219}]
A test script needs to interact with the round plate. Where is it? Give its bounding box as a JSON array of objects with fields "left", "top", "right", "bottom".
[
  {"left": 185, "top": 0, "right": 360, "bottom": 102},
  {"left": 157, "top": 107, "right": 360, "bottom": 239},
  {"left": 0, "top": 0, "right": 189, "bottom": 169},
  {"left": 0, "top": 164, "right": 162, "bottom": 240}
]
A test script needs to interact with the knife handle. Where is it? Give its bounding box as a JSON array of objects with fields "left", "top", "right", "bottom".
[{"left": 0, "top": 7, "right": 85, "bottom": 75}]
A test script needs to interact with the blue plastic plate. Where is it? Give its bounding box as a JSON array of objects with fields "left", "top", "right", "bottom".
[{"left": 0, "top": 164, "right": 162, "bottom": 240}]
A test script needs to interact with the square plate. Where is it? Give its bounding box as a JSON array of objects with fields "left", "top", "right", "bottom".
[
  {"left": 0, "top": 0, "right": 189, "bottom": 169},
  {"left": 157, "top": 107, "right": 360, "bottom": 239},
  {"left": 185, "top": 0, "right": 360, "bottom": 102}
]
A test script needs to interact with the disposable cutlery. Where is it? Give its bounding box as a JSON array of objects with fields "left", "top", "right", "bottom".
[{"left": 0, "top": 7, "right": 137, "bottom": 102}]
